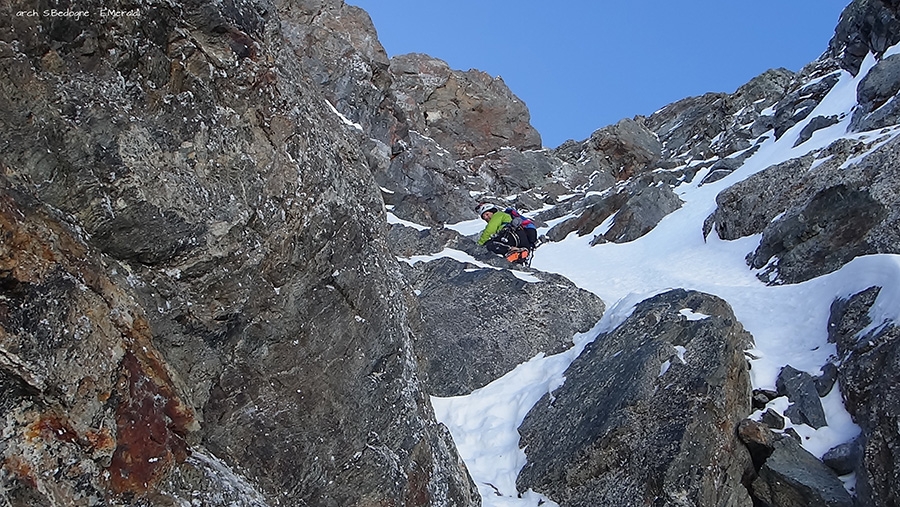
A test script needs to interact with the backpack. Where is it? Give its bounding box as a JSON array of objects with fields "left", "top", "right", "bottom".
[{"left": 504, "top": 208, "right": 536, "bottom": 230}]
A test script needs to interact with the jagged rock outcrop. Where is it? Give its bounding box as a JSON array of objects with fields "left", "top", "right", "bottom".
[
  {"left": 544, "top": 171, "right": 684, "bottom": 244},
  {"left": 390, "top": 53, "right": 542, "bottom": 160},
  {"left": 647, "top": 68, "right": 795, "bottom": 161},
  {"left": 828, "top": 287, "right": 900, "bottom": 507},
  {"left": 516, "top": 290, "right": 754, "bottom": 507},
  {"left": 555, "top": 117, "right": 662, "bottom": 183},
  {"left": 594, "top": 184, "right": 683, "bottom": 244},
  {"left": 0, "top": 0, "right": 479, "bottom": 504},
  {"left": 705, "top": 135, "right": 900, "bottom": 284},
  {"left": 737, "top": 419, "right": 854, "bottom": 506},
  {"left": 366, "top": 52, "right": 546, "bottom": 225},
  {"left": 404, "top": 257, "right": 605, "bottom": 396},
  {"left": 827, "top": 0, "right": 900, "bottom": 75},
  {"left": 772, "top": 70, "right": 841, "bottom": 141}
]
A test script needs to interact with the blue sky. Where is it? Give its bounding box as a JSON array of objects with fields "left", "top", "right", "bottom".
[{"left": 347, "top": 0, "right": 850, "bottom": 148}]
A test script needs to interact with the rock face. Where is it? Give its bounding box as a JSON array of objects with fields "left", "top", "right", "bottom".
[
  {"left": 0, "top": 186, "right": 197, "bottom": 502},
  {"left": 390, "top": 53, "right": 542, "bottom": 160},
  {"left": 515, "top": 290, "right": 754, "bottom": 507},
  {"left": 648, "top": 68, "right": 795, "bottom": 161},
  {"left": 0, "top": 0, "right": 478, "bottom": 504},
  {"left": 706, "top": 136, "right": 900, "bottom": 284},
  {"left": 827, "top": 0, "right": 900, "bottom": 75},
  {"left": 405, "top": 257, "right": 605, "bottom": 397},
  {"left": 851, "top": 52, "right": 900, "bottom": 131},
  {"left": 828, "top": 287, "right": 900, "bottom": 507}
]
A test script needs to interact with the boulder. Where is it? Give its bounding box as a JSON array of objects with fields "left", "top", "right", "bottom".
[
  {"left": 828, "top": 287, "right": 900, "bottom": 507},
  {"left": 737, "top": 419, "right": 777, "bottom": 469},
  {"left": 597, "top": 183, "right": 683, "bottom": 244},
  {"left": 752, "top": 389, "right": 780, "bottom": 410},
  {"left": 776, "top": 365, "right": 828, "bottom": 429},
  {"left": 822, "top": 437, "right": 863, "bottom": 476},
  {"left": 750, "top": 182, "right": 887, "bottom": 284},
  {"left": 516, "top": 289, "right": 754, "bottom": 507},
  {"left": 815, "top": 362, "right": 839, "bottom": 397},
  {"left": 407, "top": 257, "right": 605, "bottom": 396},
  {"left": 751, "top": 436, "right": 854, "bottom": 507},
  {"left": 705, "top": 154, "right": 818, "bottom": 241},
  {"left": 794, "top": 115, "right": 840, "bottom": 147},
  {"left": 762, "top": 409, "right": 786, "bottom": 430},
  {"left": 851, "top": 53, "right": 900, "bottom": 132}
]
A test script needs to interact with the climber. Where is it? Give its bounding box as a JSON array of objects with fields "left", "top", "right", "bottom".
[{"left": 475, "top": 203, "right": 538, "bottom": 264}]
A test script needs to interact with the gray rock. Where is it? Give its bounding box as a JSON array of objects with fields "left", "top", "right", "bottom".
[
  {"left": 544, "top": 191, "right": 627, "bottom": 242},
  {"left": 773, "top": 73, "right": 840, "bottom": 140},
  {"left": 822, "top": 437, "right": 863, "bottom": 476},
  {"left": 551, "top": 117, "right": 662, "bottom": 198},
  {"left": 751, "top": 436, "right": 854, "bottom": 507},
  {"left": 386, "top": 223, "right": 465, "bottom": 258},
  {"left": 794, "top": 115, "right": 840, "bottom": 147},
  {"left": 708, "top": 133, "right": 900, "bottom": 284},
  {"left": 598, "top": 183, "right": 683, "bottom": 244},
  {"left": 762, "top": 409, "right": 786, "bottom": 430},
  {"left": 516, "top": 289, "right": 754, "bottom": 507},
  {"left": 826, "top": 0, "right": 900, "bottom": 76},
  {"left": 705, "top": 154, "right": 817, "bottom": 241},
  {"left": 545, "top": 175, "right": 683, "bottom": 245},
  {"left": 378, "top": 130, "right": 475, "bottom": 225},
  {"left": 828, "top": 287, "right": 900, "bottom": 507},
  {"left": 750, "top": 183, "right": 887, "bottom": 284},
  {"left": 408, "top": 257, "right": 605, "bottom": 396},
  {"left": 851, "top": 53, "right": 900, "bottom": 132},
  {"left": 815, "top": 362, "right": 839, "bottom": 397},
  {"left": 776, "top": 365, "right": 828, "bottom": 429},
  {"left": 699, "top": 157, "right": 743, "bottom": 186},
  {"left": 470, "top": 148, "right": 558, "bottom": 195},
  {"left": 0, "top": 0, "right": 480, "bottom": 504},
  {"left": 752, "top": 388, "right": 780, "bottom": 410},
  {"left": 647, "top": 68, "right": 794, "bottom": 161}
]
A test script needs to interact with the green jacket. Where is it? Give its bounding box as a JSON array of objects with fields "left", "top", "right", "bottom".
[{"left": 477, "top": 211, "right": 513, "bottom": 245}]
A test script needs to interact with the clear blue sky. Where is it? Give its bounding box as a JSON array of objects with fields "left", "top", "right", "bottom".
[{"left": 347, "top": 0, "right": 850, "bottom": 148}]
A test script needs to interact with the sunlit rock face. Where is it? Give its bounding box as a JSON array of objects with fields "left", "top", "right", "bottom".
[{"left": 516, "top": 289, "right": 754, "bottom": 507}]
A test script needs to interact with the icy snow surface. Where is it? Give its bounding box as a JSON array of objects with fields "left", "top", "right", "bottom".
[{"left": 406, "top": 50, "right": 900, "bottom": 506}]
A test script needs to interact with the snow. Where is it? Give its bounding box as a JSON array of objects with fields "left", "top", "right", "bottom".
[
  {"left": 403, "top": 50, "right": 900, "bottom": 506},
  {"left": 324, "top": 99, "right": 363, "bottom": 131}
]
